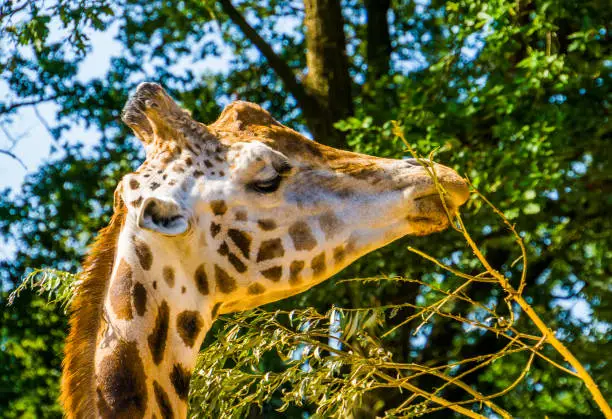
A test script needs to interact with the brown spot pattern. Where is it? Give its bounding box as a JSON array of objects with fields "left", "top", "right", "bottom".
[
  {"left": 194, "top": 264, "right": 209, "bottom": 295},
  {"left": 130, "top": 197, "right": 143, "bottom": 208},
  {"left": 150, "top": 182, "right": 161, "bottom": 190},
  {"left": 148, "top": 301, "right": 170, "bottom": 365},
  {"left": 228, "top": 229, "right": 251, "bottom": 258},
  {"left": 153, "top": 381, "right": 174, "bottom": 419},
  {"left": 211, "top": 302, "right": 222, "bottom": 319},
  {"left": 333, "top": 246, "right": 346, "bottom": 264},
  {"left": 257, "top": 219, "right": 277, "bottom": 230},
  {"left": 96, "top": 388, "right": 113, "bottom": 418},
  {"left": 228, "top": 252, "right": 247, "bottom": 273},
  {"left": 96, "top": 341, "right": 147, "bottom": 418},
  {"left": 163, "top": 266, "right": 175, "bottom": 287},
  {"left": 210, "top": 200, "right": 227, "bottom": 216},
  {"left": 257, "top": 238, "right": 285, "bottom": 262},
  {"left": 311, "top": 252, "right": 326, "bottom": 276},
  {"left": 289, "top": 222, "right": 317, "bottom": 251},
  {"left": 176, "top": 310, "right": 204, "bottom": 348},
  {"left": 129, "top": 179, "right": 140, "bottom": 190},
  {"left": 110, "top": 259, "right": 133, "bottom": 320},
  {"left": 170, "top": 363, "right": 191, "bottom": 401},
  {"left": 133, "top": 237, "right": 153, "bottom": 271},
  {"left": 261, "top": 266, "right": 283, "bottom": 282},
  {"left": 235, "top": 210, "right": 247, "bottom": 221},
  {"left": 247, "top": 283, "right": 266, "bottom": 295},
  {"left": 217, "top": 242, "right": 229, "bottom": 256},
  {"left": 210, "top": 222, "right": 221, "bottom": 238},
  {"left": 319, "top": 212, "right": 344, "bottom": 239},
  {"left": 345, "top": 233, "right": 358, "bottom": 254},
  {"left": 289, "top": 261, "right": 305, "bottom": 285},
  {"left": 132, "top": 282, "right": 147, "bottom": 316},
  {"left": 215, "top": 265, "right": 237, "bottom": 293}
]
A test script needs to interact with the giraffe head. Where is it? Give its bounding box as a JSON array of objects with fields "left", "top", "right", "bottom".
[
  {"left": 119, "top": 82, "right": 469, "bottom": 312},
  {"left": 61, "top": 82, "right": 470, "bottom": 418}
]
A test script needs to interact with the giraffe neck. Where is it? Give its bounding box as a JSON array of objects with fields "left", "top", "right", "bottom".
[
  {"left": 61, "top": 204, "right": 215, "bottom": 419},
  {"left": 92, "top": 221, "right": 215, "bottom": 419}
]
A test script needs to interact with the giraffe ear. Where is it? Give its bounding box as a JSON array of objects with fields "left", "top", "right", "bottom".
[
  {"left": 137, "top": 197, "right": 190, "bottom": 236},
  {"left": 211, "top": 100, "right": 280, "bottom": 131}
]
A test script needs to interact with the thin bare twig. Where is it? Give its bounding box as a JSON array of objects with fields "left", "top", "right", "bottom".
[
  {"left": 0, "top": 95, "right": 59, "bottom": 115},
  {"left": 391, "top": 125, "right": 611, "bottom": 418},
  {"left": 0, "top": 148, "right": 27, "bottom": 170}
]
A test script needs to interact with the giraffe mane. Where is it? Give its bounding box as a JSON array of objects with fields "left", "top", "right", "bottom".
[{"left": 60, "top": 200, "right": 126, "bottom": 418}]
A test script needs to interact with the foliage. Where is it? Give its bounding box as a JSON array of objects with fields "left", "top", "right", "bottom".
[
  {"left": 1, "top": 0, "right": 611, "bottom": 417},
  {"left": 8, "top": 268, "right": 78, "bottom": 310}
]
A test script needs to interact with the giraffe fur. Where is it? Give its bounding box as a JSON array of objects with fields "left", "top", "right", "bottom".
[{"left": 61, "top": 83, "right": 469, "bottom": 418}]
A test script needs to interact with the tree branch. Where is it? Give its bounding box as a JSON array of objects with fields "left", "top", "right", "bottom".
[
  {"left": 0, "top": 95, "right": 59, "bottom": 115},
  {"left": 217, "top": 0, "right": 312, "bottom": 111},
  {"left": 0, "top": 0, "right": 29, "bottom": 22},
  {"left": 0, "top": 122, "right": 28, "bottom": 170},
  {"left": 0, "top": 149, "right": 27, "bottom": 170},
  {"left": 34, "top": 107, "right": 59, "bottom": 141},
  {"left": 219, "top": 0, "right": 352, "bottom": 148}
]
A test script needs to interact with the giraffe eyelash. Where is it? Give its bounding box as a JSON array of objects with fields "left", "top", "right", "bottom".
[
  {"left": 275, "top": 161, "right": 292, "bottom": 176},
  {"left": 249, "top": 176, "right": 282, "bottom": 194}
]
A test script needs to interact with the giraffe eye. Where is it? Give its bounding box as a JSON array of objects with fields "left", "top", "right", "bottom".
[{"left": 250, "top": 176, "right": 282, "bottom": 194}]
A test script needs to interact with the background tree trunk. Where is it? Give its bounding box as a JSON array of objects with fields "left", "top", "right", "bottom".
[
  {"left": 220, "top": 0, "right": 353, "bottom": 148},
  {"left": 365, "top": 0, "right": 392, "bottom": 83},
  {"left": 301, "top": 0, "right": 353, "bottom": 148},
  {"left": 363, "top": 0, "right": 395, "bottom": 122}
]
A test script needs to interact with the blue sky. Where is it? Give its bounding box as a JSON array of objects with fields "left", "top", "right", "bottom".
[
  {"left": 0, "top": 24, "right": 122, "bottom": 191},
  {"left": 0, "top": 17, "right": 236, "bottom": 192}
]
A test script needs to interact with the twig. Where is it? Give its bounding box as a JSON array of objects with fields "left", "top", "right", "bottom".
[
  {"left": 0, "top": 0, "right": 28, "bottom": 22},
  {"left": 454, "top": 213, "right": 611, "bottom": 417},
  {"left": 0, "top": 95, "right": 59, "bottom": 114},
  {"left": 374, "top": 371, "right": 488, "bottom": 419},
  {"left": 0, "top": 148, "right": 27, "bottom": 170},
  {"left": 391, "top": 125, "right": 612, "bottom": 417},
  {"left": 403, "top": 364, "right": 513, "bottom": 418},
  {"left": 34, "top": 107, "right": 58, "bottom": 141}
]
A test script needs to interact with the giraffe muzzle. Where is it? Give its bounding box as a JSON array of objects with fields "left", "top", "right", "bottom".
[
  {"left": 401, "top": 163, "right": 469, "bottom": 233},
  {"left": 411, "top": 162, "right": 470, "bottom": 209}
]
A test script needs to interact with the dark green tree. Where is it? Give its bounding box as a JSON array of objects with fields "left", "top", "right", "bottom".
[{"left": 1, "top": 0, "right": 610, "bottom": 417}]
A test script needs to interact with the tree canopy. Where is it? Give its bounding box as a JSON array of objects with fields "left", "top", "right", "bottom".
[{"left": 0, "top": 0, "right": 610, "bottom": 417}]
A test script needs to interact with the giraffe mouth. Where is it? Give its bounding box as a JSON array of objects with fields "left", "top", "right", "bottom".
[
  {"left": 405, "top": 216, "right": 439, "bottom": 223},
  {"left": 405, "top": 194, "right": 453, "bottom": 234}
]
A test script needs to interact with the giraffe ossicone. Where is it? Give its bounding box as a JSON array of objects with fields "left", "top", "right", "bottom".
[{"left": 61, "top": 82, "right": 469, "bottom": 418}]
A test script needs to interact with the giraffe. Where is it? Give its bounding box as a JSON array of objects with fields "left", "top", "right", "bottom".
[{"left": 60, "top": 82, "right": 469, "bottom": 418}]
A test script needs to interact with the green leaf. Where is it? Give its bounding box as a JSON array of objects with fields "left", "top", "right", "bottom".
[{"left": 523, "top": 203, "right": 541, "bottom": 214}]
